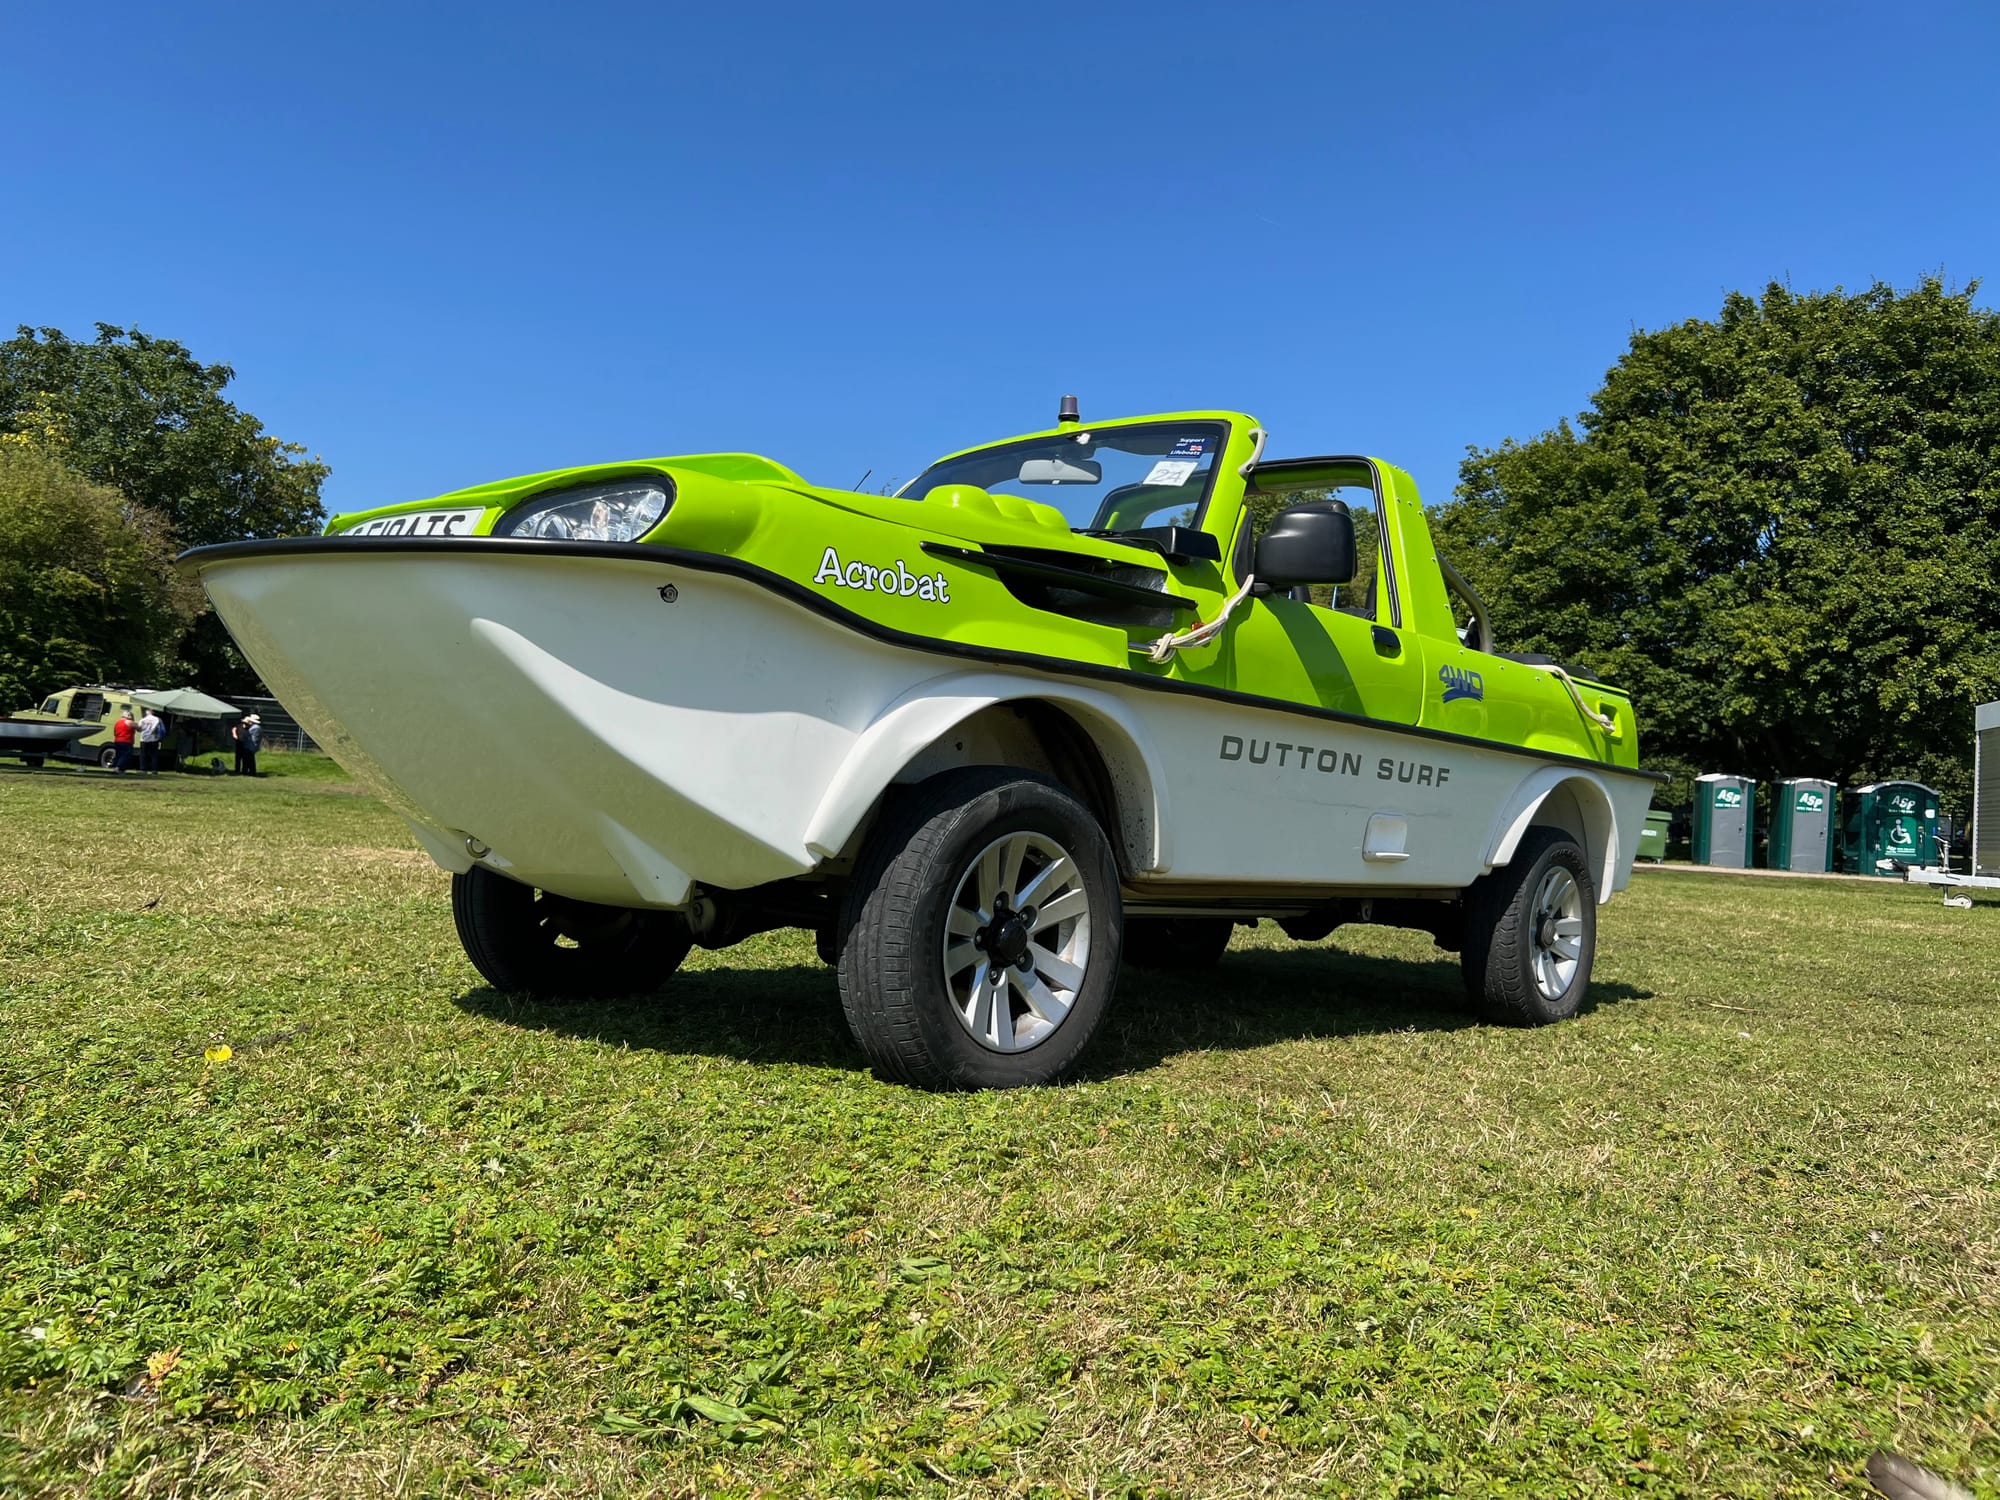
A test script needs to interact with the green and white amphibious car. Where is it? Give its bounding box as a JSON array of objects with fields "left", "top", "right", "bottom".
[{"left": 185, "top": 402, "right": 1663, "bottom": 1089}]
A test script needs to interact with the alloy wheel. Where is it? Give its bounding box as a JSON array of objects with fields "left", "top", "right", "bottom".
[
  {"left": 1530, "top": 865, "right": 1585, "bottom": 1001},
  {"left": 940, "top": 831, "right": 1093, "bottom": 1053}
]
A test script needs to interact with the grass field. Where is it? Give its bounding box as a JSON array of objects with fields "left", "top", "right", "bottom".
[{"left": 2, "top": 765, "right": 1996, "bottom": 1498}]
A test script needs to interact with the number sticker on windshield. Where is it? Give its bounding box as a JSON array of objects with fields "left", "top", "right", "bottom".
[{"left": 1143, "top": 459, "right": 1199, "bottom": 487}]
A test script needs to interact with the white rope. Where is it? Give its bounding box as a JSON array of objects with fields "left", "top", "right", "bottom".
[
  {"left": 1540, "top": 663, "right": 1619, "bottom": 734},
  {"left": 1137, "top": 572, "right": 1258, "bottom": 663}
]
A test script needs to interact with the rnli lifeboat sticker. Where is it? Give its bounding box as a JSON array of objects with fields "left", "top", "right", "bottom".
[{"left": 813, "top": 546, "right": 951, "bottom": 602}]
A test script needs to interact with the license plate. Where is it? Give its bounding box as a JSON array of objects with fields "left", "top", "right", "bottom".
[{"left": 343, "top": 507, "right": 485, "bottom": 538}]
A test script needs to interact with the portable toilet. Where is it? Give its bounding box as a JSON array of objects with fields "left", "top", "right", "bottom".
[
  {"left": 1692, "top": 774, "right": 1755, "bottom": 867},
  {"left": 1976, "top": 702, "right": 2000, "bottom": 876},
  {"left": 1767, "top": 778, "right": 1837, "bottom": 872},
  {"left": 1843, "top": 781, "right": 1940, "bottom": 876}
]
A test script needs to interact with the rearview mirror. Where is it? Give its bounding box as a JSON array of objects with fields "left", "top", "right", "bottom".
[
  {"left": 1018, "top": 457, "right": 1102, "bottom": 485},
  {"left": 1254, "top": 502, "right": 1356, "bottom": 589}
]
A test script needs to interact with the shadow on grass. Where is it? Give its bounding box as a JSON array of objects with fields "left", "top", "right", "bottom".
[{"left": 453, "top": 942, "right": 1653, "bottom": 1081}]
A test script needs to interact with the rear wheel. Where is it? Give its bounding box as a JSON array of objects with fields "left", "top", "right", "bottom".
[
  {"left": 1461, "top": 827, "right": 1596, "bottom": 1025},
  {"left": 837, "top": 768, "right": 1122, "bottom": 1090},
  {"left": 1121, "top": 916, "right": 1233, "bottom": 971},
  {"left": 97, "top": 747, "right": 117, "bottom": 769},
  {"left": 450, "top": 864, "right": 692, "bottom": 1000}
]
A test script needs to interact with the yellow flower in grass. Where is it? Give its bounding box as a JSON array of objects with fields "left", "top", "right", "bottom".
[{"left": 204, "top": 1045, "right": 233, "bottom": 1064}]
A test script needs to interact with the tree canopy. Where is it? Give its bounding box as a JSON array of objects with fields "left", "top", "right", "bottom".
[
  {"left": 0, "top": 324, "right": 327, "bottom": 546},
  {"left": 0, "top": 446, "right": 203, "bottom": 710},
  {"left": 0, "top": 323, "right": 329, "bottom": 692},
  {"left": 1433, "top": 277, "right": 2000, "bottom": 813}
]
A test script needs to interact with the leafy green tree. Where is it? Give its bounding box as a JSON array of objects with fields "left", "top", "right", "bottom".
[
  {"left": 1434, "top": 277, "right": 2000, "bottom": 815},
  {"left": 0, "top": 446, "right": 204, "bottom": 710},
  {"left": 0, "top": 324, "right": 329, "bottom": 690}
]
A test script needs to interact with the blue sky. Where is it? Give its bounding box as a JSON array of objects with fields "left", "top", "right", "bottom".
[{"left": 3, "top": 1, "right": 1996, "bottom": 518}]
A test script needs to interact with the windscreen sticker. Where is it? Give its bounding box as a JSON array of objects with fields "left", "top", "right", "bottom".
[
  {"left": 1169, "top": 436, "right": 1210, "bottom": 457},
  {"left": 1143, "top": 459, "right": 1200, "bottom": 487}
]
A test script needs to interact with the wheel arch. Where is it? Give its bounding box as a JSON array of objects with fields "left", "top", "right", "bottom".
[
  {"left": 1482, "top": 768, "right": 1621, "bottom": 904},
  {"left": 801, "top": 673, "right": 1170, "bottom": 877}
]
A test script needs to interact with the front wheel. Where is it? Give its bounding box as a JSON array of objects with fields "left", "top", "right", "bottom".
[
  {"left": 451, "top": 864, "right": 692, "bottom": 1000},
  {"left": 837, "top": 768, "right": 1122, "bottom": 1090},
  {"left": 1461, "top": 826, "right": 1596, "bottom": 1024}
]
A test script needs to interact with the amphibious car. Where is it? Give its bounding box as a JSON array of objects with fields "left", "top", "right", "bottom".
[{"left": 184, "top": 401, "right": 1662, "bottom": 1088}]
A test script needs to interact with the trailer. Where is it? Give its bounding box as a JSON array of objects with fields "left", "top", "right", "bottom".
[{"left": 1902, "top": 700, "right": 2000, "bottom": 906}]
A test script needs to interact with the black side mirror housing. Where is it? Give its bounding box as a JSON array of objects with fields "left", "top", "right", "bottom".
[{"left": 1253, "top": 502, "right": 1356, "bottom": 590}]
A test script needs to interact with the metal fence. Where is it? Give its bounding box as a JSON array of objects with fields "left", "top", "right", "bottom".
[{"left": 230, "top": 696, "right": 320, "bottom": 754}]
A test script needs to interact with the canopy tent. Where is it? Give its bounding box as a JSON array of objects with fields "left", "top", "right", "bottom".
[{"left": 131, "top": 687, "right": 242, "bottom": 719}]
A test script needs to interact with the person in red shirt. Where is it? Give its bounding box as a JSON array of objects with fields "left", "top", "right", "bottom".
[{"left": 110, "top": 708, "right": 136, "bottom": 774}]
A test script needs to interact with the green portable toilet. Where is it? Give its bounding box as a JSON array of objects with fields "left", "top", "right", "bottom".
[
  {"left": 1843, "top": 781, "right": 1940, "bottom": 876},
  {"left": 1767, "top": 778, "right": 1837, "bottom": 872},
  {"left": 1693, "top": 774, "right": 1755, "bottom": 867}
]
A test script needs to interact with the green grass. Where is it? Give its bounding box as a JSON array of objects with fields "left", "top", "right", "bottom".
[
  {"left": 1, "top": 769, "right": 1996, "bottom": 1498},
  {"left": 175, "top": 749, "right": 354, "bottom": 781}
]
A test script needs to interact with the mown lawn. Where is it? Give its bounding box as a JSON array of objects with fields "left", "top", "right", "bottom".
[{"left": 1, "top": 766, "right": 1995, "bottom": 1498}]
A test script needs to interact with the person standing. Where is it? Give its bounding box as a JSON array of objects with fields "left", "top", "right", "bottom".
[
  {"left": 137, "top": 705, "right": 165, "bottom": 775},
  {"left": 236, "top": 713, "right": 263, "bottom": 776},
  {"left": 110, "top": 707, "right": 137, "bottom": 774}
]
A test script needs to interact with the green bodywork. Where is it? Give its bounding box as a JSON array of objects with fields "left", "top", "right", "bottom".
[{"left": 323, "top": 410, "right": 1641, "bottom": 773}]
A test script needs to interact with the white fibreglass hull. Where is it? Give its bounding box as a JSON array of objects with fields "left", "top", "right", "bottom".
[{"left": 196, "top": 549, "right": 1652, "bottom": 911}]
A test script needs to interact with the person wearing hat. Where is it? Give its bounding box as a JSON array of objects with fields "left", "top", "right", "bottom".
[{"left": 232, "top": 713, "right": 263, "bottom": 776}]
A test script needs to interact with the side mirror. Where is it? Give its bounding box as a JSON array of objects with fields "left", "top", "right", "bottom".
[{"left": 1253, "top": 502, "right": 1356, "bottom": 589}]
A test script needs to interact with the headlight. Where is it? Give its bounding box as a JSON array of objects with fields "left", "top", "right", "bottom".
[{"left": 492, "top": 478, "right": 673, "bottom": 542}]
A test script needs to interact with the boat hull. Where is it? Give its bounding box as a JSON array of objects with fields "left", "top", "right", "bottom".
[
  {"left": 193, "top": 544, "right": 1653, "bottom": 911},
  {"left": 0, "top": 719, "right": 86, "bottom": 755}
]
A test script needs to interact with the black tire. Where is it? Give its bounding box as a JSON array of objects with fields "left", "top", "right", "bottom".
[
  {"left": 22, "top": 756, "right": 43, "bottom": 768},
  {"left": 1461, "top": 826, "right": 1596, "bottom": 1025},
  {"left": 450, "top": 864, "right": 692, "bottom": 1000},
  {"left": 837, "top": 767, "right": 1122, "bottom": 1090},
  {"left": 1121, "top": 916, "right": 1234, "bottom": 971},
  {"left": 97, "top": 747, "right": 117, "bottom": 769}
]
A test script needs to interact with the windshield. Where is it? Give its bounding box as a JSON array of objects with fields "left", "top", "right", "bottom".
[{"left": 900, "top": 421, "right": 1229, "bottom": 534}]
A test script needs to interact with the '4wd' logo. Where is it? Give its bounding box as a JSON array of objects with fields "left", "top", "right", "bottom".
[
  {"left": 1889, "top": 794, "right": 1918, "bottom": 814},
  {"left": 1795, "top": 790, "right": 1825, "bottom": 813},
  {"left": 1439, "top": 665, "right": 1484, "bottom": 703},
  {"left": 1715, "top": 787, "right": 1744, "bottom": 809}
]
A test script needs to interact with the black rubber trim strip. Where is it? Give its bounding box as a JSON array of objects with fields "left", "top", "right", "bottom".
[
  {"left": 920, "top": 542, "right": 1197, "bottom": 614},
  {"left": 178, "top": 535, "right": 1671, "bottom": 784}
]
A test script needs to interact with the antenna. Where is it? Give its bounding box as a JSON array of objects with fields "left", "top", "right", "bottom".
[
  {"left": 852, "top": 468, "right": 872, "bottom": 492},
  {"left": 1057, "top": 394, "right": 1080, "bottom": 425}
]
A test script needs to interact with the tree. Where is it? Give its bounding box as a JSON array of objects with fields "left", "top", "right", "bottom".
[
  {"left": 0, "top": 446, "right": 204, "bottom": 710},
  {"left": 0, "top": 324, "right": 330, "bottom": 690},
  {"left": 1433, "top": 277, "right": 2000, "bottom": 815}
]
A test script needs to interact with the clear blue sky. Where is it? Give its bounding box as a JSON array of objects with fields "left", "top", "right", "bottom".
[{"left": 4, "top": 2, "right": 1996, "bottom": 518}]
